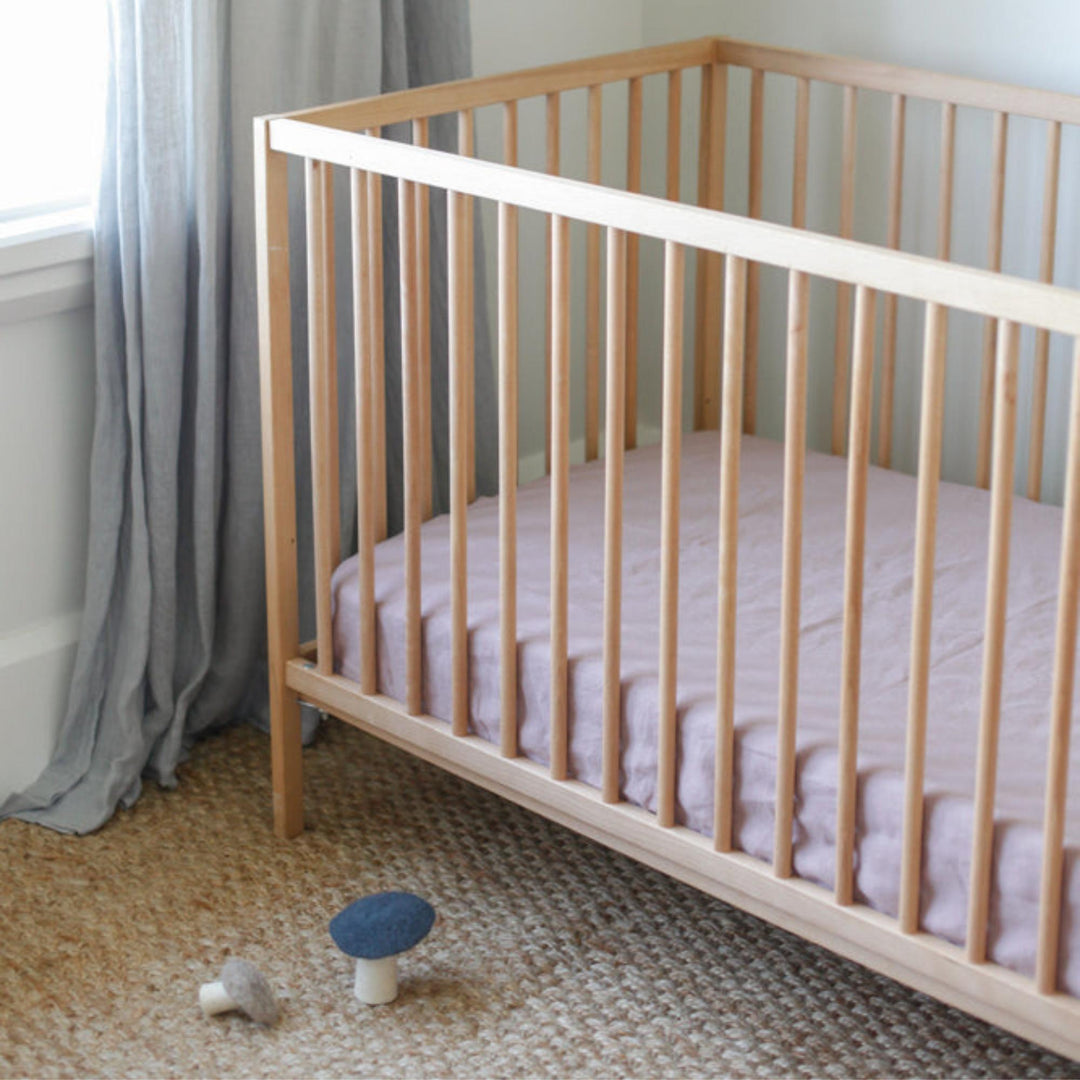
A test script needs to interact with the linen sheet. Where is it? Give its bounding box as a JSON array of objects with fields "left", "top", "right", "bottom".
[{"left": 332, "top": 433, "right": 1080, "bottom": 994}]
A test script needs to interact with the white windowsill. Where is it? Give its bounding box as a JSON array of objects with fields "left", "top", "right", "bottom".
[{"left": 0, "top": 208, "right": 94, "bottom": 324}]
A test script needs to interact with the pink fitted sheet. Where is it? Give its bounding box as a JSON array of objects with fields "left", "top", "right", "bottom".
[{"left": 332, "top": 432, "right": 1080, "bottom": 994}]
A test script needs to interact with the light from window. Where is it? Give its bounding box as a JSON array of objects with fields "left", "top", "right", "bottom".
[{"left": 0, "top": 1, "right": 106, "bottom": 223}]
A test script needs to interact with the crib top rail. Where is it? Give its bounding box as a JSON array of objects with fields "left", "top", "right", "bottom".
[
  {"left": 279, "top": 38, "right": 716, "bottom": 132},
  {"left": 271, "top": 34, "right": 1080, "bottom": 135},
  {"left": 268, "top": 117, "right": 1080, "bottom": 339},
  {"left": 713, "top": 37, "right": 1080, "bottom": 126}
]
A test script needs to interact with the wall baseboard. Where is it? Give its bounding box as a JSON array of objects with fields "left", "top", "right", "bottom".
[
  {"left": 518, "top": 423, "right": 661, "bottom": 485},
  {"left": 0, "top": 611, "right": 81, "bottom": 801}
]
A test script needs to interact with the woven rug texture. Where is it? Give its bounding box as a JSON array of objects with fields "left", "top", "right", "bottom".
[{"left": 1, "top": 721, "right": 1077, "bottom": 1079}]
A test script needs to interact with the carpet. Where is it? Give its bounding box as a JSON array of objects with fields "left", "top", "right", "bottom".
[{"left": 1, "top": 721, "right": 1076, "bottom": 1079}]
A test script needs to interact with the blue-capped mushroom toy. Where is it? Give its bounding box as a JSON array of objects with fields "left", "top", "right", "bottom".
[{"left": 329, "top": 891, "right": 436, "bottom": 1004}]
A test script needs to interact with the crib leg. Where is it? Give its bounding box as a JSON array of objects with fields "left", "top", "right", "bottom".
[{"left": 271, "top": 683, "right": 304, "bottom": 838}]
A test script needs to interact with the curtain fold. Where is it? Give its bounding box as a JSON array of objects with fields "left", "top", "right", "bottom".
[{"left": 2, "top": 0, "right": 484, "bottom": 834}]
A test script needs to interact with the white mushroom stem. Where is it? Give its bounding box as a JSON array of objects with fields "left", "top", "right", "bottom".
[
  {"left": 353, "top": 956, "right": 399, "bottom": 1005},
  {"left": 199, "top": 981, "right": 236, "bottom": 1016}
]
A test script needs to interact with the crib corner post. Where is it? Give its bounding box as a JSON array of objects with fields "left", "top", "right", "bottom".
[{"left": 254, "top": 117, "right": 304, "bottom": 839}]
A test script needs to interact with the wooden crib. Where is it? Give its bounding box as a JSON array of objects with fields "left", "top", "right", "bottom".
[{"left": 254, "top": 37, "right": 1080, "bottom": 1057}]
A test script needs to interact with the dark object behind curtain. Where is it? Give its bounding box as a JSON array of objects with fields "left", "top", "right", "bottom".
[{"left": 1, "top": 0, "right": 492, "bottom": 834}]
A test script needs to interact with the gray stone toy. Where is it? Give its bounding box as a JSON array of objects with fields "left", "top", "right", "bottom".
[{"left": 199, "top": 958, "right": 280, "bottom": 1026}]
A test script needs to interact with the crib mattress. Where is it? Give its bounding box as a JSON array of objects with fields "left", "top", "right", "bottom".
[{"left": 331, "top": 432, "right": 1080, "bottom": 994}]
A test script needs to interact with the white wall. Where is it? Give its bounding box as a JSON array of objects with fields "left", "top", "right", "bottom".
[
  {"left": 638, "top": 0, "right": 1080, "bottom": 494},
  {"left": 469, "top": 0, "right": 647, "bottom": 468},
  {"left": 0, "top": 298, "right": 94, "bottom": 799}
]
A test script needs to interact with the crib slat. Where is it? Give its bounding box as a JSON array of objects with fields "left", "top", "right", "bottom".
[
  {"left": 603, "top": 228, "right": 628, "bottom": 804},
  {"left": 626, "top": 75, "right": 644, "bottom": 449},
  {"left": 459, "top": 109, "right": 477, "bottom": 504},
  {"left": 899, "top": 301, "right": 948, "bottom": 933},
  {"left": 412, "top": 119, "right": 434, "bottom": 520},
  {"left": 835, "top": 285, "right": 877, "bottom": 905},
  {"left": 657, "top": 241, "right": 686, "bottom": 829},
  {"left": 774, "top": 269, "right": 810, "bottom": 879},
  {"left": 398, "top": 178, "right": 423, "bottom": 716},
  {"left": 1036, "top": 338, "right": 1080, "bottom": 993},
  {"left": 744, "top": 68, "right": 765, "bottom": 436},
  {"left": 937, "top": 102, "right": 956, "bottom": 261},
  {"left": 350, "top": 168, "right": 376, "bottom": 695},
  {"left": 544, "top": 93, "right": 560, "bottom": 475},
  {"left": 693, "top": 63, "right": 713, "bottom": 432},
  {"left": 1028, "top": 120, "right": 1062, "bottom": 503},
  {"left": 715, "top": 254, "right": 748, "bottom": 853},
  {"left": 365, "top": 130, "right": 388, "bottom": 542},
  {"left": 792, "top": 77, "right": 810, "bottom": 229},
  {"left": 967, "top": 318, "right": 1021, "bottom": 964},
  {"left": 667, "top": 69, "right": 682, "bottom": 201},
  {"left": 305, "top": 158, "right": 341, "bottom": 677},
  {"left": 550, "top": 213, "right": 571, "bottom": 781},
  {"left": 831, "top": 86, "right": 858, "bottom": 457},
  {"left": 976, "top": 112, "right": 1009, "bottom": 493},
  {"left": 878, "top": 95, "right": 906, "bottom": 470},
  {"left": 449, "top": 189, "right": 469, "bottom": 737},
  {"left": 586, "top": 84, "right": 602, "bottom": 463},
  {"left": 499, "top": 199, "right": 520, "bottom": 759},
  {"left": 697, "top": 63, "right": 727, "bottom": 432}
]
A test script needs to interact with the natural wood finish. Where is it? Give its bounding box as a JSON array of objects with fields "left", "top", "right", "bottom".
[
  {"left": 714, "top": 255, "right": 747, "bottom": 852},
  {"left": 448, "top": 189, "right": 469, "bottom": 737},
  {"left": 602, "top": 229, "right": 628, "bottom": 804},
  {"left": 498, "top": 200, "right": 519, "bottom": 759},
  {"left": 271, "top": 120, "right": 1080, "bottom": 338},
  {"left": 260, "top": 38, "right": 1080, "bottom": 1060},
  {"left": 1028, "top": 121, "right": 1062, "bottom": 502},
  {"left": 666, "top": 69, "right": 682, "bottom": 201},
  {"left": 899, "top": 302, "right": 948, "bottom": 934},
  {"left": 549, "top": 214, "right": 571, "bottom": 781},
  {"left": 696, "top": 63, "right": 728, "bottom": 431},
  {"left": 459, "top": 110, "right": 477, "bottom": 504},
  {"left": 937, "top": 102, "right": 956, "bottom": 261},
  {"left": 412, "top": 119, "right": 434, "bottom": 519},
  {"left": 364, "top": 129, "right": 388, "bottom": 542},
  {"left": 835, "top": 285, "right": 877, "bottom": 906},
  {"left": 774, "top": 270, "right": 810, "bottom": 879},
  {"left": 290, "top": 38, "right": 716, "bottom": 131},
  {"left": 877, "top": 95, "right": 906, "bottom": 469},
  {"left": 398, "top": 178, "right": 423, "bottom": 716},
  {"left": 625, "top": 76, "right": 643, "bottom": 450},
  {"left": 712, "top": 37, "right": 1080, "bottom": 127},
  {"left": 544, "top": 93, "right": 560, "bottom": 475},
  {"left": 305, "top": 158, "right": 341, "bottom": 678},
  {"left": 1036, "top": 338, "right": 1080, "bottom": 993},
  {"left": 967, "top": 320, "right": 1020, "bottom": 964},
  {"left": 586, "top": 84, "right": 602, "bottom": 463},
  {"left": 792, "top": 78, "right": 810, "bottom": 229},
  {"left": 831, "top": 85, "right": 858, "bottom": 457},
  {"left": 254, "top": 120, "right": 303, "bottom": 839},
  {"left": 693, "top": 63, "right": 714, "bottom": 431},
  {"left": 288, "top": 656, "right": 1080, "bottom": 1062},
  {"left": 743, "top": 67, "right": 764, "bottom": 435},
  {"left": 657, "top": 242, "right": 686, "bottom": 829},
  {"left": 976, "top": 112, "right": 1008, "bottom": 492},
  {"left": 350, "top": 168, "right": 377, "bottom": 695}
]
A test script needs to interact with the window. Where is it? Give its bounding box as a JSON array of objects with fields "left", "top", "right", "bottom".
[{"left": 0, "top": 1, "right": 106, "bottom": 228}]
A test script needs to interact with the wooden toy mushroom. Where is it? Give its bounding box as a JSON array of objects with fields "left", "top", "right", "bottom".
[
  {"left": 199, "top": 958, "right": 280, "bottom": 1026},
  {"left": 329, "top": 891, "right": 436, "bottom": 1005}
]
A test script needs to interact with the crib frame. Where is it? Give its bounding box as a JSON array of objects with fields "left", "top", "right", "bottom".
[{"left": 255, "top": 37, "right": 1080, "bottom": 1057}]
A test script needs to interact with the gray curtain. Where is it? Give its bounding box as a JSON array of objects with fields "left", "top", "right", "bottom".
[{"left": 1, "top": 0, "right": 493, "bottom": 834}]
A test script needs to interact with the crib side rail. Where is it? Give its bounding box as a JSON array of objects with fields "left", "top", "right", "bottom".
[{"left": 256, "top": 107, "right": 1080, "bottom": 1054}]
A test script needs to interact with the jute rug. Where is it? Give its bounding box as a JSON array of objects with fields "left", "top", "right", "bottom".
[{"left": 1, "top": 721, "right": 1076, "bottom": 1079}]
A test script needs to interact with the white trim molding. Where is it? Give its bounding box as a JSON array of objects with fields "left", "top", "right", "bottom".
[{"left": 0, "top": 210, "right": 94, "bottom": 324}]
